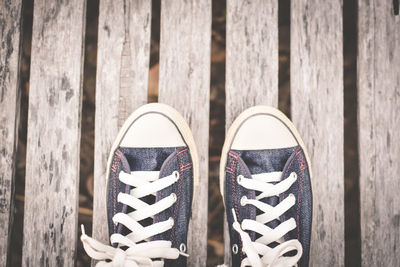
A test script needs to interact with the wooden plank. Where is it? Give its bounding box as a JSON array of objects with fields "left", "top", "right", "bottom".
[
  {"left": 225, "top": 0, "right": 278, "bottom": 264},
  {"left": 158, "top": 1, "right": 211, "bottom": 266},
  {"left": 358, "top": 0, "right": 400, "bottom": 265},
  {"left": 0, "top": 0, "right": 23, "bottom": 265},
  {"left": 22, "top": 1, "right": 86, "bottom": 265},
  {"left": 291, "top": 0, "right": 344, "bottom": 266},
  {"left": 92, "top": 0, "right": 150, "bottom": 253},
  {"left": 226, "top": 0, "right": 279, "bottom": 125}
]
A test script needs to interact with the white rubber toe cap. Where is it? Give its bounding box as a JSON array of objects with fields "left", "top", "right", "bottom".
[
  {"left": 231, "top": 114, "right": 298, "bottom": 150},
  {"left": 120, "top": 113, "right": 185, "bottom": 148}
]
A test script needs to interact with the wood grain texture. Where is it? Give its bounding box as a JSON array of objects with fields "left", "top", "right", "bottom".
[
  {"left": 22, "top": 0, "right": 86, "bottom": 266},
  {"left": 0, "top": 0, "right": 23, "bottom": 265},
  {"left": 291, "top": 0, "right": 344, "bottom": 266},
  {"left": 226, "top": 0, "right": 279, "bottom": 127},
  {"left": 225, "top": 0, "right": 278, "bottom": 264},
  {"left": 158, "top": 1, "right": 211, "bottom": 266},
  {"left": 358, "top": 0, "right": 400, "bottom": 265},
  {"left": 92, "top": 0, "right": 150, "bottom": 254},
  {"left": 117, "top": 0, "right": 151, "bottom": 128}
]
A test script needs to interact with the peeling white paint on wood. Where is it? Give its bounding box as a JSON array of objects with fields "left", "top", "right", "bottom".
[
  {"left": 22, "top": 0, "right": 86, "bottom": 266},
  {"left": 358, "top": 0, "right": 400, "bottom": 265},
  {"left": 291, "top": 0, "right": 344, "bottom": 266},
  {"left": 0, "top": 0, "right": 23, "bottom": 265},
  {"left": 158, "top": 0, "right": 211, "bottom": 266},
  {"left": 225, "top": 0, "right": 278, "bottom": 264}
]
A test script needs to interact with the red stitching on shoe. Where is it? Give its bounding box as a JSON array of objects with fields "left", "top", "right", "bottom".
[
  {"left": 281, "top": 151, "right": 297, "bottom": 224},
  {"left": 229, "top": 151, "right": 239, "bottom": 158},
  {"left": 296, "top": 151, "right": 306, "bottom": 240},
  {"left": 229, "top": 153, "right": 246, "bottom": 261},
  {"left": 181, "top": 163, "right": 191, "bottom": 169},
  {"left": 170, "top": 148, "right": 185, "bottom": 245},
  {"left": 177, "top": 148, "right": 188, "bottom": 155},
  {"left": 112, "top": 149, "right": 124, "bottom": 233},
  {"left": 231, "top": 156, "right": 239, "bottom": 217},
  {"left": 178, "top": 153, "right": 192, "bottom": 176},
  {"left": 180, "top": 166, "right": 192, "bottom": 172}
]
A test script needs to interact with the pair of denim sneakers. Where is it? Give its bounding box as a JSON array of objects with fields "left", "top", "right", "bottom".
[{"left": 80, "top": 103, "right": 312, "bottom": 267}]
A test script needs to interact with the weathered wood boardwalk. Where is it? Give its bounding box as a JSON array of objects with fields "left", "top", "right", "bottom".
[{"left": 0, "top": 0, "right": 399, "bottom": 266}]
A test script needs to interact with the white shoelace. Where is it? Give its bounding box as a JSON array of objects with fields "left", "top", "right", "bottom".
[
  {"left": 231, "top": 171, "right": 303, "bottom": 267},
  {"left": 81, "top": 170, "right": 188, "bottom": 266}
]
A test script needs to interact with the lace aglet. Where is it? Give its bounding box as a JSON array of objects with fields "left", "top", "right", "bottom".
[{"left": 81, "top": 224, "right": 86, "bottom": 236}]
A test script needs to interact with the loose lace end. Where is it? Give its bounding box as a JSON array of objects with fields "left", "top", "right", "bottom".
[
  {"left": 81, "top": 224, "right": 86, "bottom": 236},
  {"left": 231, "top": 209, "right": 263, "bottom": 267},
  {"left": 179, "top": 251, "right": 189, "bottom": 257}
]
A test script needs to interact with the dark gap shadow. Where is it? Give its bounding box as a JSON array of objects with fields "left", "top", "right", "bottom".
[
  {"left": 77, "top": 0, "right": 99, "bottom": 265},
  {"left": 148, "top": 0, "right": 160, "bottom": 103},
  {"left": 10, "top": 0, "right": 33, "bottom": 266},
  {"left": 343, "top": 0, "right": 361, "bottom": 266},
  {"left": 278, "top": 0, "right": 291, "bottom": 119},
  {"left": 394, "top": 0, "right": 399, "bottom": 15},
  {"left": 207, "top": 0, "right": 226, "bottom": 266}
]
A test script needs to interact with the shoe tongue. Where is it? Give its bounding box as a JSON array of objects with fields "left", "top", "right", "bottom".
[
  {"left": 236, "top": 147, "right": 298, "bottom": 229},
  {"left": 111, "top": 147, "right": 181, "bottom": 243},
  {"left": 122, "top": 147, "right": 178, "bottom": 172}
]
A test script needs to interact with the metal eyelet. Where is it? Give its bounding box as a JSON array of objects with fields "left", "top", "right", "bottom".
[
  {"left": 232, "top": 244, "right": 239, "bottom": 254},
  {"left": 173, "top": 171, "right": 180, "bottom": 180},
  {"left": 237, "top": 175, "right": 243, "bottom": 184},
  {"left": 179, "top": 243, "right": 187, "bottom": 253},
  {"left": 291, "top": 172, "right": 297, "bottom": 179}
]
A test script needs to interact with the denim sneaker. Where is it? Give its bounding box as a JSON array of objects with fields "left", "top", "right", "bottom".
[
  {"left": 81, "top": 103, "right": 198, "bottom": 266},
  {"left": 220, "top": 106, "right": 312, "bottom": 267}
]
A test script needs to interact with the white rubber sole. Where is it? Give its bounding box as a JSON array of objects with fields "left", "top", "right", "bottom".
[
  {"left": 219, "top": 105, "right": 313, "bottom": 203},
  {"left": 105, "top": 103, "right": 199, "bottom": 219}
]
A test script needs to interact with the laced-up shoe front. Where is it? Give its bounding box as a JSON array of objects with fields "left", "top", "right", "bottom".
[
  {"left": 81, "top": 103, "right": 199, "bottom": 267},
  {"left": 220, "top": 106, "right": 313, "bottom": 267}
]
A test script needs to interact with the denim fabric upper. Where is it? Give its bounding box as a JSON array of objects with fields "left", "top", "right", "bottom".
[
  {"left": 107, "top": 146, "right": 193, "bottom": 267},
  {"left": 224, "top": 146, "right": 312, "bottom": 267}
]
